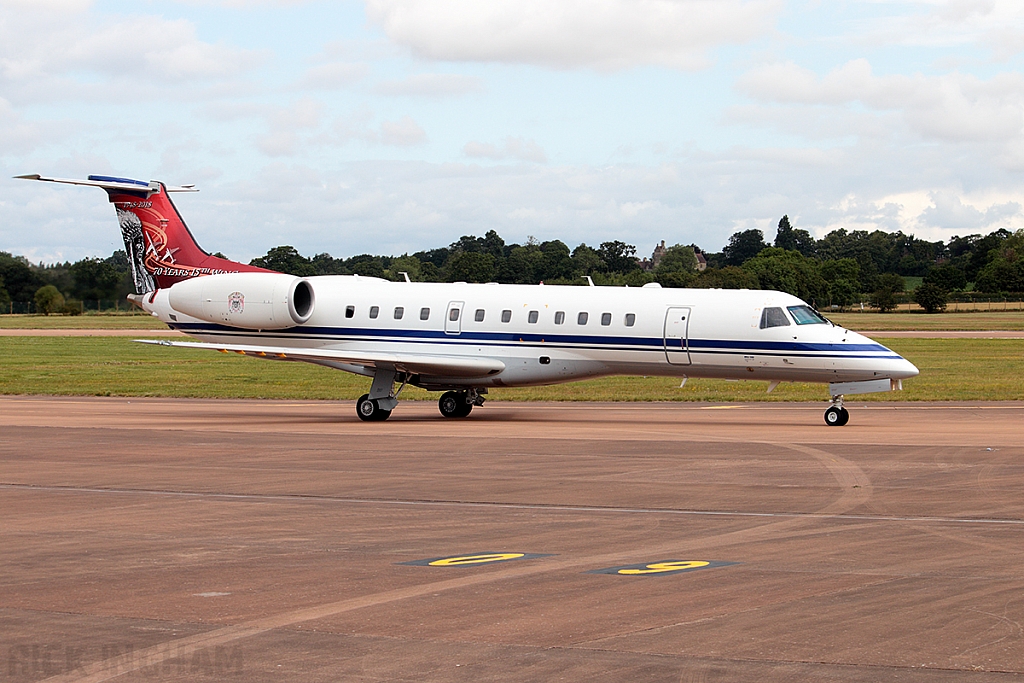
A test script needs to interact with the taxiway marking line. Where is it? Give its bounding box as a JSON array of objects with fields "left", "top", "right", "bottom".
[{"left": 4, "top": 483, "right": 1022, "bottom": 526}]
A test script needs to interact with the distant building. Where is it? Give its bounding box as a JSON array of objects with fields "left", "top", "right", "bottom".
[{"left": 693, "top": 247, "right": 707, "bottom": 271}]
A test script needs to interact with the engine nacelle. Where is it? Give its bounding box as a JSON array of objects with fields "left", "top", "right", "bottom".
[{"left": 168, "top": 272, "right": 315, "bottom": 329}]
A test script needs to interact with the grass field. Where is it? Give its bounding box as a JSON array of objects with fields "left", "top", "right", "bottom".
[
  {"left": 0, "top": 313, "right": 168, "bottom": 329},
  {"left": 828, "top": 310, "right": 1024, "bottom": 331},
  {"left": 1, "top": 336, "right": 1021, "bottom": 402}
]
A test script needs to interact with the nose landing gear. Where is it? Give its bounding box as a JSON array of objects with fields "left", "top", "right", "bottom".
[{"left": 824, "top": 395, "right": 850, "bottom": 426}]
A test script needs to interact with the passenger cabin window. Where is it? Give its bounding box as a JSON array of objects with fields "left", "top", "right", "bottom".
[
  {"left": 624, "top": 313, "right": 636, "bottom": 327},
  {"left": 601, "top": 312, "right": 612, "bottom": 326},
  {"left": 420, "top": 307, "right": 430, "bottom": 320},
  {"left": 788, "top": 305, "right": 828, "bottom": 325},
  {"left": 475, "top": 309, "right": 485, "bottom": 322},
  {"left": 528, "top": 310, "right": 539, "bottom": 323},
  {"left": 449, "top": 308, "right": 460, "bottom": 322},
  {"left": 345, "top": 305, "right": 355, "bottom": 319},
  {"left": 369, "top": 306, "right": 379, "bottom": 319},
  {"left": 554, "top": 311, "right": 565, "bottom": 325},
  {"left": 501, "top": 310, "right": 512, "bottom": 323},
  {"left": 577, "top": 312, "right": 589, "bottom": 325},
  {"left": 759, "top": 307, "right": 790, "bottom": 329},
  {"left": 394, "top": 306, "right": 404, "bottom": 320}
]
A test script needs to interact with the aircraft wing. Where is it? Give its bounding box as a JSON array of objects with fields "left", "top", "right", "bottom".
[{"left": 136, "top": 339, "right": 505, "bottom": 378}]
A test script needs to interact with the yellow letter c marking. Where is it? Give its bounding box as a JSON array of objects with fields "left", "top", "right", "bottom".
[{"left": 618, "top": 560, "right": 711, "bottom": 575}]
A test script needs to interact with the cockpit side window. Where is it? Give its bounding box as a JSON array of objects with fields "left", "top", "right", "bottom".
[
  {"left": 787, "top": 305, "right": 828, "bottom": 325},
  {"left": 759, "top": 307, "right": 791, "bottom": 329}
]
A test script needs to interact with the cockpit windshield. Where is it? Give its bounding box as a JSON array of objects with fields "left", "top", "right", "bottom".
[
  {"left": 759, "top": 307, "right": 790, "bottom": 329},
  {"left": 787, "top": 305, "right": 828, "bottom": 325}
]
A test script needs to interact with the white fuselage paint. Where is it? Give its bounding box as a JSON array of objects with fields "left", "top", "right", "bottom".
[{"left": 141, "top": 275, "right": 919, "bottom": 391}]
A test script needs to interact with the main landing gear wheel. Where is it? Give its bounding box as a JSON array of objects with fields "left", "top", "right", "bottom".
[
  {"left": 438, "top": 391, "right": 473, "bottom": 418},
  {"left": 356, "top": 394, "right": 392, "bottom": 422},
  {"left": 824, "top": 406, "right": 850, "bottom": 426}
]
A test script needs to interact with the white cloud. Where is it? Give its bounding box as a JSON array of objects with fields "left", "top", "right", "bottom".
[
  {"left": 380, "top": 115, "right": 427, "bottom": 146},
  {"left": 846, "top": 0, "right": 1024, "bottom": 60},
  {"left": 0, "top": 3, "right": 264, "bottom": 104},
  {"left": 364, "top": 0, "right": 781, "bottom": 71},
  {"left": 295, "top": 62, "right": 369, "bottom": 90},
  {"left": 256, "top": 98, "right": 325, "bottom": 156},
  {"left": 918, "top": 190, "right": 1022, "bottom": 232},
  {"left": 0, "top": 98, "right": 61, "bottom": 156},
  {"left": 736, "top": 59, "right": 1024, "bottom": 144},
  {"left": 373, "top": 73, "right": 483, "bottom": 98},
  {"left": 464, "top": 137, "right": 547, "bottom": 163}
]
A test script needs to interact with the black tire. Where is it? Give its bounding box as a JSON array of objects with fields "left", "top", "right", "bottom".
[
  {"left": 824, "top": 406, "right": 845, "bottom": 426},
  {"left": 356, "top": 394, "right": 391, "bottom": 422},
  {"left": 438, "top": 391, "right": 472, "bottom": 418},
  {"left": 454, "top": 399, "right": 473, "bottom": 418}
]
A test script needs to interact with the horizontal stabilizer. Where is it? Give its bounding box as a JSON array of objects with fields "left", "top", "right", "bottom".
[
  {"left": 136, "top": 339, "right": 506, "bottom": 378},
  {"left": 14, "top": 174, "right": 198, "bottom": 193}
]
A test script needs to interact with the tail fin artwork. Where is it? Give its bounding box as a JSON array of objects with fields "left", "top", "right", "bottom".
[{"left": 15, "top": 174, "right": 270, "bottom": 293}]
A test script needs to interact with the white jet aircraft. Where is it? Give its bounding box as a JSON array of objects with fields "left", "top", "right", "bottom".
[{"left": 18, "top": 174, "right": 919, "bottom": 425}]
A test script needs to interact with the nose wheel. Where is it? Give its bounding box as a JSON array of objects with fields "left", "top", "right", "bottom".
[{"left": 824, "top": 395, "right": 849, "bottom": 426}]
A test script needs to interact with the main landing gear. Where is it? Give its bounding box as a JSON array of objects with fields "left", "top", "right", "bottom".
[
  {"left": 438, "top": 389, "right": 484, "bottom": 418},
  {"left": 355, "top": 367, "right": 487, "bottom": 422},
  {"left": 356, "top": 394, "right": 392, "bottom": 422},
  {"left": 356, "top": 368, "right": 402, "bottom": 422},
  {"left": 824, "top": 394, "right": 850, "bottom": 427}
]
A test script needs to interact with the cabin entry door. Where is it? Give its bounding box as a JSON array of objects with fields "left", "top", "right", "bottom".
[
  {"left": 664, "top": 306, "right": 692, "bottom": 365},
  {"left": 445, "top": 301, "right": 464, "bottom": 335}
]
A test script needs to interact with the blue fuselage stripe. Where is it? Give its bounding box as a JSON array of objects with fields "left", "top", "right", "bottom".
[{"left": 171, "top": 323, "right": 901, "bottom": 360}]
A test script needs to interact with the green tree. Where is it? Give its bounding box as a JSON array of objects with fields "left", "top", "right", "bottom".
[
  {"left": 0, "top": 251, "right": 42, "bottom": 301},
  {"left": 820, "top": 258, "right": 861, "bottom": 307},
  {"left": 385, "top": 255, "right": 425, "bottom": 282},
  {"left": 655, "top": 270, "right": 696, "bottom": 288},
  {"left": 870, "top": 273, "right": 905, "bottom": 312},
  {"left": 597, "top": 241, "right": 640, "bottom": 274},
  {"left": 773, "top": 215, "right": 816, "bottom": 257},
  {"left": 310, "top": 253, "right": 347, "bottom": 275},
  {"left": 346, "top": 254, "right": 387, "bottom": 278},
  {"left": 445, "top": 251, "right": 496, "bottom": 282},
  {"left": 975, "top": 258, "right": 1024, "bottom": 293},
  {"left": 536, "top": 240, "right": 574, "bottom": 281},
  {"left": 923, "top": 264, "right": 967, "bottom": 292},
  {"left": 70, "top": 257, "right": 122, "bottom": 301},
  {"left": 692, "top": 266, "right": 760, "bottom": 289},
  {"left": 722, "top": 229, "right": 768, "bottom": 266},
  {"left": 0, "top": 275, "right": 10, "bottom": 310},
  {"left": 570, "top": 244, "right": 604, "bottom": 276},
  {"left": 654, "top": 244, "right": 698, "bottom": 274},
  {"left": 741, "top": 248, "right": 827, "bottom": 303},
  {"left": 34, "top": 285, "right": 65, "bottom": 315},
  {"left": 497, "top": 244, "right": 546, "bottom": 283},
  {"left": 250, "top": 246, "right": 316, "bottom": 276},
  {"left": 913, "top": 281, "right": 948, "bottom": 313}
]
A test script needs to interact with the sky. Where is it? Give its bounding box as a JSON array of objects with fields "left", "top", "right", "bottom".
[{"left": 2, "top": 0, "right": 1024, "bottom": 265}]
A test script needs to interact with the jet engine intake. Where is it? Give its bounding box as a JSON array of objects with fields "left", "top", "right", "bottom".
[{"left": 168, "top": 272, "right": 315, "bottom": 329}]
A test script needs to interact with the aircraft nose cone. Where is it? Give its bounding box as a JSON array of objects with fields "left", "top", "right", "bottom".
[
  {"left": 891, "top": 355, "right": 919, "bottom": 379},
  {"left": 847, "top": 330, "right": 919, "bottom": 380}
]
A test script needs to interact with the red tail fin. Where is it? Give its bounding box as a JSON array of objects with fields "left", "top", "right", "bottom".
[
  {"left": 15, "top": 174, "right": 272, "bottom": 293},
  {"left": 99, "top": 176, "right": 270, "bottom": 291}
]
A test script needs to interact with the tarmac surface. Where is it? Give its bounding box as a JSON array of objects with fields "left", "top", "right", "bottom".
[{"left": 2, "top": 396, "right": 1024, "bottom": 682}]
